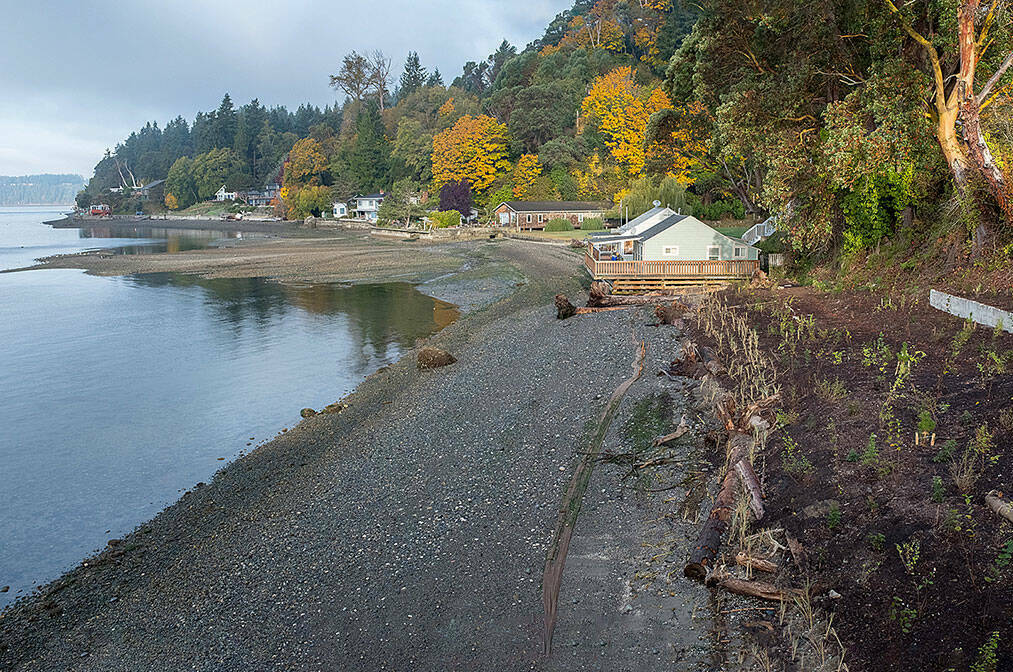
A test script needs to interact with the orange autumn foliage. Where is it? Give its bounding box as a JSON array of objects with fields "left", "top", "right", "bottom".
[
  {"left": 431, "top": 114, "right": 511, "bottom": 194},
  {"left": 580, "top": 68, "right": 672, "bottom": 175}
]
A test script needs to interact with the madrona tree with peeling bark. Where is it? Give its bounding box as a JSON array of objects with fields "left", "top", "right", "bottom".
[{"left": 884, "top": 0, "right": 1013, "bottom": 249}]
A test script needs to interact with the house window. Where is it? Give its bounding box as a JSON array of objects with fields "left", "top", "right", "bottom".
[
  {"left": 526, "top": 214, "right": 532, "bottom": 223},
  {"left": 734, "top": 246, "right": 746, "bottom": 258},
  {"left": 538, "top": 214, "right": 544, "bottom": 223},
  {"left": 663, "top": 246, "right": 679, "bottom": 257},
  {"left": 578, "top": 214, "right": 584, "bottom": 223},
  {"left": 707, "top": 245, "right": 721, "bottom": 260}
]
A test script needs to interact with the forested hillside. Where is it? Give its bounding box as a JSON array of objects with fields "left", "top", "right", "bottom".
[
  {"left": 1, "top": 175, "right": 84, "bottom": 205},
  {"left": 79, "top": 0, "right": 1012, "bottom": 275}
]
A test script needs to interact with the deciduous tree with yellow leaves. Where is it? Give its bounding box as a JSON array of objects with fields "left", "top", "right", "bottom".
[
  {"left": 431, "top": 114, "right": 511, "bottom": 195},
  {"left": 580, "top": 67, "right": 672, "bottom": 176},
  {"left": 512, "top": 154, "right": 542, "bottom": 198}
]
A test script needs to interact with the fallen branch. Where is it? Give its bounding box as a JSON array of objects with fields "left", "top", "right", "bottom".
[
  {"left": 652, "top": 418, "right": 690, "bottom": 447},
  {"left": 986, "top": 490, "right": 1013, "bottom": 525},
  {"left": 735, "top": 551, "right": 779, "bottom": 574},
  {"left": 709, "top": 573, "right": 800, "bottom": 602}
]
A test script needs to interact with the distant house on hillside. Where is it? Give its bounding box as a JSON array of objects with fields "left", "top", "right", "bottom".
[
  {"left": 136, "top": 179, "right": 165, "bottom": 202},
  {"left": 214, "top": 185, "right": 237, "bottom": 202},
  {"left": 493, "top": 200, "right": 609, "bottom": 229},
  {"left": 351, "top": 193, "right": 385, "bottom": 222},
  {"left": 332, "top": 201, "right": 348, "bottom": 218}
]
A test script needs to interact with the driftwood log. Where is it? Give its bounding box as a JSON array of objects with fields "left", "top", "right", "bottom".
[
  {"left": 735, "top": 551, "right": 779, "bottom": 574},
  {"left": 709, "top": 573, "right": 800, "bottom": 602},
  {"left": 588, "top": 280, "right": 673, "bottom": 308},
  {"left": 685, "top": 432, "right": 759, "bottom": 580},
  {"left": 986, "top": 491, "right": 1013, "bottom": 525}
]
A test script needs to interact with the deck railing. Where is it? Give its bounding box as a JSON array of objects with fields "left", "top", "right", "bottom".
[{"left": 584, "top": 252, "right": 758, "bottom": 278}]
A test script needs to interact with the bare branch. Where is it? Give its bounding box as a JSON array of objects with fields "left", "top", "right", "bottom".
[{"left": 978, "top": 52, "right": 1013, "bottom": 105}]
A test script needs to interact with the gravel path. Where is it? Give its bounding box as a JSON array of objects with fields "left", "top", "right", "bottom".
[{"left": 1, "top": 240, "right": 729, "bottom": 671}]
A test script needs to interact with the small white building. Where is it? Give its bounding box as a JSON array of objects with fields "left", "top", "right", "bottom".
[
  {"left": 214, "top": 185, "right": 237, "bottom": 202},
  {"left": 350, "top": 193, "right": 385, "bottom": 222},
  {"left": 332, "top": 202, "right": 348, "bottom": 218}
]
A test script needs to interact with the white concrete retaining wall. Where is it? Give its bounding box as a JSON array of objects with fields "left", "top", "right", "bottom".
[{"left": 929, "top": 289, "right": 1013, "bottom": 333}]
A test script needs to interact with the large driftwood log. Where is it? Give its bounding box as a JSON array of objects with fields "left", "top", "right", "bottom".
[
  {"left": 686, "top": 431, "right": 764, "bottom": 580},
  {"left": 986, "top": 491, "right": 1013, "bottom": 525}
]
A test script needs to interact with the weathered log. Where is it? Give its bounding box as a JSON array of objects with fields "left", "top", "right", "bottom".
[
  {"left": 685, "top": 432, "right": 760, "bottom": 580},
  {"left": 986, "top": 490, "right": 1013, "bottom": 525},
  {"left": 685, "top": 466, "right": 739, "bottom": 581},
  {"left": 710, "top": 574, "right": 800, "bottom": 602},
  {"left": 588, "top": 293, "right": 671, "bottom": 308},
  {"left": 734, "top": 459, "right": 765, "bottom": 520},
  {"left": 735, "top": 552, "right": 779, "bottom": 574},
  {"left": 555, "top": 294, "right": 577, "bottom": 320}
]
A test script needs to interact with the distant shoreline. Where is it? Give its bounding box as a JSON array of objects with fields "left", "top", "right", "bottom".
[{"left": 45, "top": 214, "right": 309, "bottom": 234}]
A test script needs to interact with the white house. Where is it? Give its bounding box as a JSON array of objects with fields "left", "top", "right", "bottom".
[
  {"left": 214, "top": 185, "right": 237, "bottom": 202},
  {"left": 350, "top": 193, "right": 385, "bottom": 222},
  {"left": 332, "top": 201, "right": 348, "bottom": 218},
  {"left": 589, "top": 213, "right": 759, "bottom": 263}
]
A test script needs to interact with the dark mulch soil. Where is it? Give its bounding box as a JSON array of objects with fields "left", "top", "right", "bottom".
[{"left": 703, "top": 286, "right": 1013, "bottom": 671}]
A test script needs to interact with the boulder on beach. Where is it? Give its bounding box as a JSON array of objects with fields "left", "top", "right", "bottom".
[
  {"left": 417, "top": 347, "right": 457, "bottom": 369},
  {"left": 300, "top": 408, "right": 318, "bottom": 418}
]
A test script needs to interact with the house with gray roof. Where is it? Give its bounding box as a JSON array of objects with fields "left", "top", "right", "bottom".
[{"left": 585, "top": 213, "right": 759, "bottom": 289}]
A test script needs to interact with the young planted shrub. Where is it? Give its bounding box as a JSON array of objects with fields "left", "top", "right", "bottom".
[{"left": 544, "top": 218, "right": 574, "bottom": 231}]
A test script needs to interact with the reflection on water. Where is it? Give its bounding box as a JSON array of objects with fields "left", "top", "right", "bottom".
[
  {"left": 0, "top": 207, "right": 459, "bottom": 609},
  {"left": 79, "top": 225, "right": 265, "bottom": 255}
]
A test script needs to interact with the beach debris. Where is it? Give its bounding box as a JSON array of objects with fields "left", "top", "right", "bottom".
[
  {"left": 417, "top": 347, "right": 457, "bottom": 369},
  {"left": 1, "top": 585, "right": 9, "bottom": 592},
  {"left": 985, "top": 490, "right": 1013, "bottom": 525},
  {"left": 555, "top": 294, "right": 577, "bottom": 319},
  {"left": 750, "top": 268, "right": 774, "bottom": 290},
  {"left": 300, "top": 408, "right": 318, "bottom": 418},
  {"left": 321, "top": 402, "right": 349, "bottom": 414},
  {"left": 654, "top": 300, "right": 688, "bottom": 325}
]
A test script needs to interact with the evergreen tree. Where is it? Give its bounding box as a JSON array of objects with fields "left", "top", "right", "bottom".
[
  {"left": 213, "top": 94, "right": 237, "bottom": 149},
  {"left": 426, "top": 68, "right": 444, "bottom": 87},
  {"left": 347, "top": 105, "right": 391, "bottom": 192},
  {"left": 399, "top": 52, "right": 428, "bottom": 97}
]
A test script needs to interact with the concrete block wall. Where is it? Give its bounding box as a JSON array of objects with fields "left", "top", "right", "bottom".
[{"left": 929, "top": 290, "right": 1013, "bottom": 334}]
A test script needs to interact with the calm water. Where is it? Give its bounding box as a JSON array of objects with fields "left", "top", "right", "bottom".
[{"left": 0, "top": 206, "right": 458, "bottom": 607}]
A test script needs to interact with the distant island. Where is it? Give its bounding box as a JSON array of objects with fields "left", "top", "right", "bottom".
[{"left": 0, "top": 174, "right": 85, "bottom": 206}]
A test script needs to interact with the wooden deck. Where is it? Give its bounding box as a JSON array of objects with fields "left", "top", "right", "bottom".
[{"left": 583, "top": 251, "right": 759, "bottom": 292}]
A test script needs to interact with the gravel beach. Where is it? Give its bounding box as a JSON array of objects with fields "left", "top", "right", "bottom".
[{"left": 1, "top": 239, "right": 736, "bottom": 671}]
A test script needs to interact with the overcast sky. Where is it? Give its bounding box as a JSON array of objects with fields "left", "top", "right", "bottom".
[{"left": 0, "top": 0, "right": 570, "bottom": 178}]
